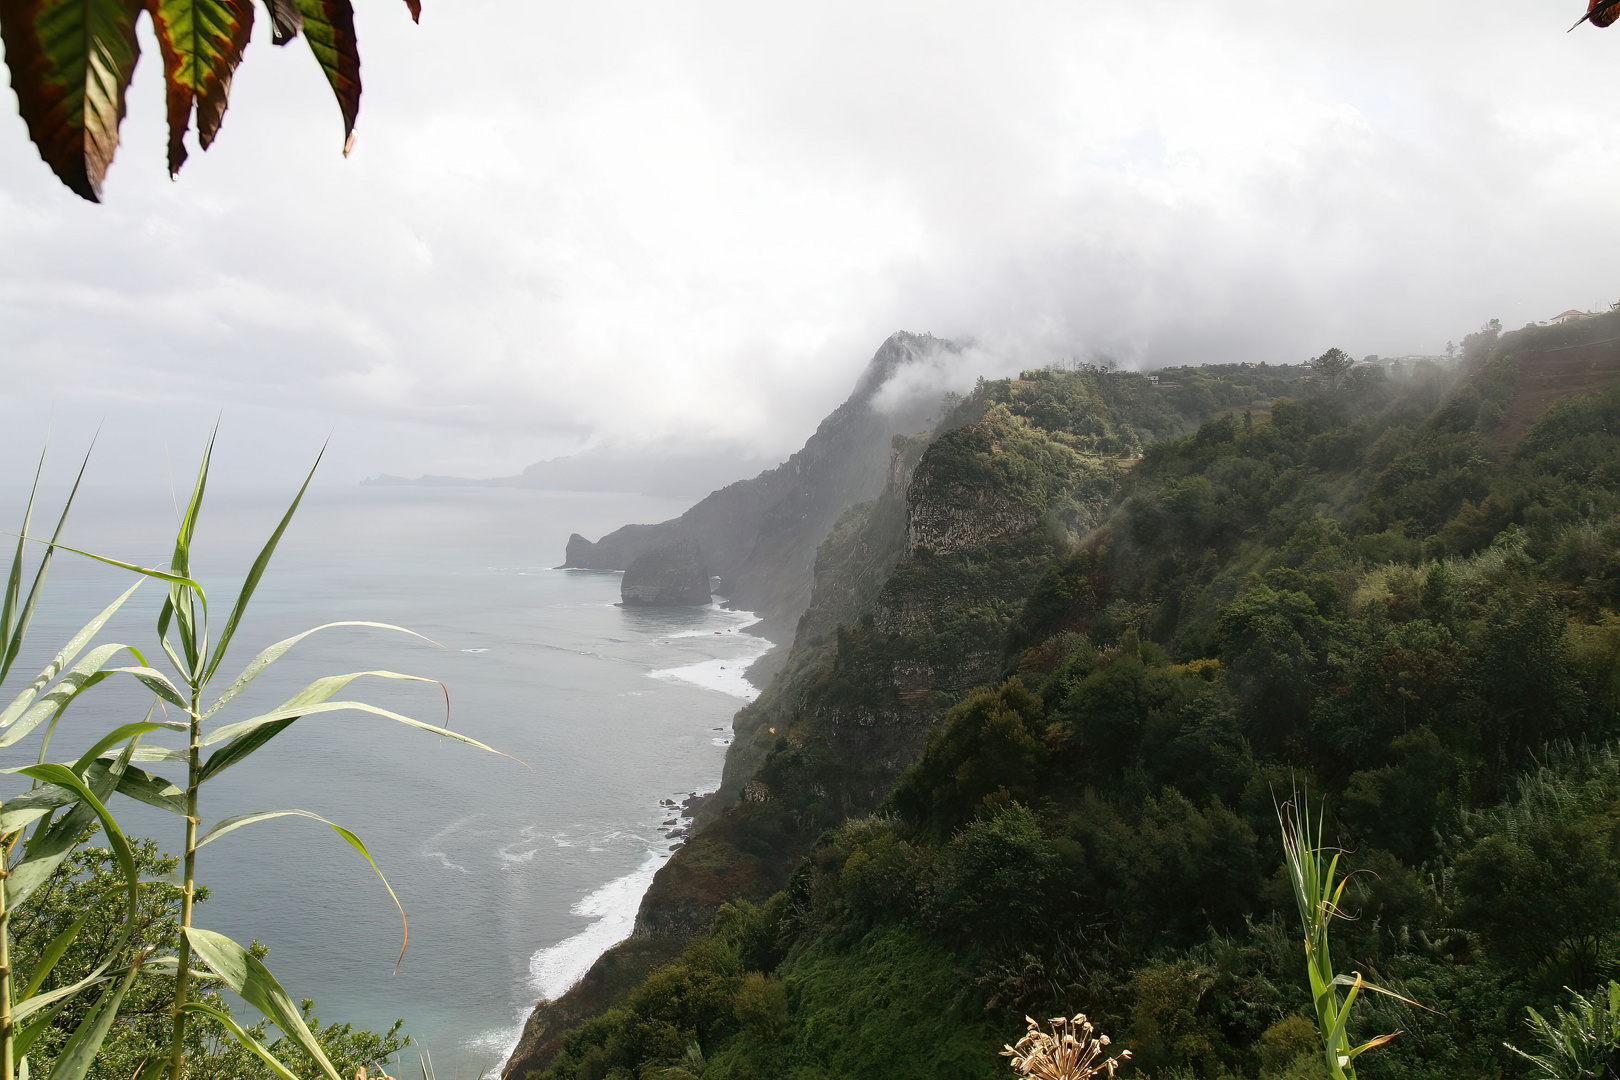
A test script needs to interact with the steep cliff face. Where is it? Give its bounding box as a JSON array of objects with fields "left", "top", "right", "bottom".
[
  {"left": 561, "top": 332, "right": 958, "bottom": 642},
  {"left": 504, "top": 362, "right": 1295, "bottom": 1080},
  {"left": 504, "top": 386, "right": 1131, "bottom": 1079}
]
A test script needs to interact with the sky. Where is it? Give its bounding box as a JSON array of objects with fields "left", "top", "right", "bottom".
[{"left": 3, "top": 0, "right": 1620, "bottom": 489}]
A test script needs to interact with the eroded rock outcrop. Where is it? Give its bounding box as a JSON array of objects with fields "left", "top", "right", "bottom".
[{"left": 620, "top": 535, "right": 711, "bottom": 606}]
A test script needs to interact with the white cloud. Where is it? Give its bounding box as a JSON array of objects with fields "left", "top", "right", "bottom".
[{"left": 3, "top": 0, "right": 1619, "bottom": 483}]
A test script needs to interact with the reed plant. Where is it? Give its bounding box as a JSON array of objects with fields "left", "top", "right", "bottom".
[
  {"left": 1277, "top": 794, "right": 1416, "bottom": 1080},
  {"left": 0, "top": 436, "right": 507, "bottom": 1080}
]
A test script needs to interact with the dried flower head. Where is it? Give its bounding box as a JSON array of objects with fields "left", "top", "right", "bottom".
[{"left": 1001, "top": 1013, "right": 1131, "bottom": 1080}]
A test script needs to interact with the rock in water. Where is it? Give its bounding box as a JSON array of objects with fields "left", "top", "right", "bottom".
[{"left": 621, "top": 535, "right": 712, "bottom": 606}]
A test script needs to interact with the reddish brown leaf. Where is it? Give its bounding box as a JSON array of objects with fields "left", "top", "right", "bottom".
[
  {"left": 293, "top": 0, "right": 359, "bottom": 148},
  {"left": 401, "top": 0, "right": 418, "bottom": 23},
  {"left": 1572, "top": 0, "right": 1620, "bottom": 28},
  {"left": 0, "top": 0, "right": 145, "bottom": 201},
  {"left": 263, "top": 0, "right": 300, "bottom": 44},
  {"left": 146, "top": 0, "right": 255, "bottom": 175}
]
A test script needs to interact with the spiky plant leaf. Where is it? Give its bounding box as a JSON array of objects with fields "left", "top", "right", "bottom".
[{"left": 183, "top": 927, "right": 343, "bottom": 1080}]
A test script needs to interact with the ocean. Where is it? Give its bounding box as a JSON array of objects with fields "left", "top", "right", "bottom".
[{"left": 2, "top": 481, "right": 765, "bottom": 1078}]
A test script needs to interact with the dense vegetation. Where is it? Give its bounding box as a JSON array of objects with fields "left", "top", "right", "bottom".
[{"left": 528, "top": 313, "right": 1620, "bottom": 1079}]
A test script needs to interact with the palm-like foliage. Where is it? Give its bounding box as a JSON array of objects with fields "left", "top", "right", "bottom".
[
  {"left": 0, "top": 436, "right": 507, "bottom": 1080},
  {"left": 1508, "top": 981, "right": 1620, "bottom": 1080},
  {"left": 1277, "top": 794, "right": 1417, "bottom": 1080}
]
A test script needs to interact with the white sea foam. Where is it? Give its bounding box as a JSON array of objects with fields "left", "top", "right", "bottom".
[
  {"left": 473, "top": 792, "right": 716, "bottom": 1072},
  {"left": 650, "top": 655, "right": 767, "bottom": 701}
]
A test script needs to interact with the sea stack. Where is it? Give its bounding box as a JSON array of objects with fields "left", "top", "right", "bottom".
[{"left": 621, "top": 534, "right": 712, "bottom": 606}]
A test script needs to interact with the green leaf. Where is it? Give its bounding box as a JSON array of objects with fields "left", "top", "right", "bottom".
[
  {"left": 0, "top": 581, "right": 142, "bottom": 734},
  {"left": 12, "top": 761, "right": 138, "bottom": 921},
  {"left": 262, "top": 0, "right": 300, "bottom": 44},
  {"left": 184, "top": 927, "right": 343, "bottom": 1080},
  {"left": 144, "top": 0, "right": 256, "bottom": 174},
  {"left": 1, "top": 447, "right": 48, "bottom": 681},
  {"left": 14, "top": 1002, "right": 66, "bottom": 1058},
  {"left": 44, "top": 954, "right": 144, "bottom": 1080},
  {"left": 69, "top": 721, "right": 170, "bottom": 775},
  {"left": 0, "top": 0, "right": 145, "bottom": 200},
  {"left": 104, "top": 665, "right": 188, "bottom": 709},
  {"left": 1, "top": 642, "right": 144, "bottom": 748},
  {"left": 204, "top": 619, "right": 439, "bottom": 720},
  {"left": 156, "top": 430, "right": 214, "bottom": 678},
  {"left": 197, "top": 717, "right": 295, "bottom": 783},
  {"left": 292, "top": 0, "right": 358, "bottom": 151},
  {"left": 180, "top": 1001, "right": 301, "bottom": 1080},
  {"left": 202, "top": 446, "right": 322, "bottom": 686},
  {"left": 203, "top": 697, "right": 500, "bottom": 757},
  {"left": 17, "top": 906, "right": 94, "bottom": 1000},
  {"left": 109, "top": 763, "right": 187, "bottom": 815},
  {"left": 197, "top": 807, "right": 409, "bottom": 966},
  {"left": 2, "top": 441, "right": 96, "bottom": 686},
  {"left": 0, "top": 784, "right": 78, "bottom": 833}
]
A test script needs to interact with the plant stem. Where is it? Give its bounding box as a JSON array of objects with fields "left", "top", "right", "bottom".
[
  {"left": 167, "top": 692, "right": 202, "bottom": 1080},
  {"left": 1, "top": 856, "right": 14, "bottom": 1080}
]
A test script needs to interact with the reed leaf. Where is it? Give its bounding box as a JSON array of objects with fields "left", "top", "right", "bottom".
[
  {"left": 44, "top": 956, "right": 144, "bottom": 1080},
  {"left": 183, "top": 927, "right": 343, "bottom": 1080},
  {"left": 178, "top": 1002, "right": 300, "bottom": 1080},
  {"left": 203, "top": 621, "right": 438, "bottom": 721},
  {"left": 106, "top": 766, "right": 187, "bottom": 816},
  {"left": 160, "top": 431, "right": 215, "bottom": 679},
  {"left": 69, "top": 723, "right": 172, "bottom": 775},
  {"left": 1, "top": 443, "right": 93, "bottom": 686},
  {"left": 13, "top": 1003, "right": 65, "bottom": 1059},
  {"left": 201, "top": 448, "right": 321, "bottom": 686},
  {"left": 2, "top": 449, "right": 48, "bottom": 675},
  {"left": 196, "top": 720, "right": 295, "bottom": 784},
  {"left": 204, "top": 698, "right": 497, "bottom": 755},
  {"left": 16, "top": 908, "right": 93, "bottom": 1001},
  {"left": 196, "top": 808, "right": 409, "bottom": 967},
  {"left": 0, "top": 583, "right": 142, "bottom": 733},
  {"left": 12, "top": 764, "right": 138, "bottom": 925},
  {"left": 1, "top": 644, "right": 148, "bottom": 749}
]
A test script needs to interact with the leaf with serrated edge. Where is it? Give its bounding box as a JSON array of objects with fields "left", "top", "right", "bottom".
[
  {"left": 292, "top": 0, "right": 358, "bottom": 148},
  {"left": 0, "top": 0, "right": 145, "bottom": 200},
  {"left": 145, "top": 0, "right": 255, "bottom": 173},
  {"left": 262, "top": 0, "right": 300, "bottom": 43},
  {"left": 184, "top": 927, "right": 342, "bottom": 1080}
]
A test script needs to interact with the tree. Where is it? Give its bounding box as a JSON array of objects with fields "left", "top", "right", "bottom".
[
  {"left": 0, "top": 0, "right": 421, "bottom": 202},
  {"left": 1304, "top": 348, "right": 1356, "bottom": 398}
]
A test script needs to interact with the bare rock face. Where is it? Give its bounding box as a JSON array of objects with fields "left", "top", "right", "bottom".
[{"left": 621, "top": 535, "right": 711, "bottom": 606}]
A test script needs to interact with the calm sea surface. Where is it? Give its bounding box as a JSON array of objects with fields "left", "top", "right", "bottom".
[{"left": 2, "top": 482, "right": 764, "bottom": 1077}]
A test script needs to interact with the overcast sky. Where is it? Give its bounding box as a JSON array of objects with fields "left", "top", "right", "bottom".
[{"left": 3, "top": 0, "right": 1619, "bottom": 487}]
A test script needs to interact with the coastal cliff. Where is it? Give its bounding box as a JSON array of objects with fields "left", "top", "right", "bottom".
[
  {"left": 561, "top": 332, "right": 959, "bottom": 646},
  {"left": 620, "top": 536, "right": 711, "bottom": 606},
  {"left": 503, "top": 350, "right": 1305, "bottom": 1079}
]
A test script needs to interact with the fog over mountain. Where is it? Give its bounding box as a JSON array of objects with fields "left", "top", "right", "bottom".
[{"left": 3, "top": 0, "right": 1618, "bottom": 489}]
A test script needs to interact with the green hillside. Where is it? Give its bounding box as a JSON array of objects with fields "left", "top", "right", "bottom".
[{"left": 521, "top": 313, "right": 1620, "bottom": 1080}]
